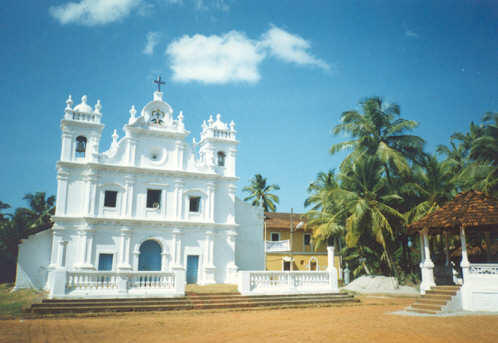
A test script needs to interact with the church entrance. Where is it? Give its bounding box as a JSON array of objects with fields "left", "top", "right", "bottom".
[
  {"left": 186, "top": 255, "right": 199, "bottom": 284},
  {"left": 138, "top": 240, "right": 162, "bottom": 271}
]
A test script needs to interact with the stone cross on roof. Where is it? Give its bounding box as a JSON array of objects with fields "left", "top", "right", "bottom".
[{"left": 153, "top": 76, "right": 165, "bottom": 92}]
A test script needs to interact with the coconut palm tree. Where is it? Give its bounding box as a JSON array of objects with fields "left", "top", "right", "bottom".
[
  {"left": 330, "top": 96, "right": 425, "bottom": 183},
  {"left": 22, "top": 192, "right": 55, "bottom": 228},
  {"left": 242, "top": 174, "right": 280, "bottom": 212},
  {"left": 331, "top": 156, "right": 405, "bottom": 275}
]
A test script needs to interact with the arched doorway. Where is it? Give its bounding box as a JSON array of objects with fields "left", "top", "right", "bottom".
[{"left": 138, "top": 240, "right": 162, "bottom": 271}]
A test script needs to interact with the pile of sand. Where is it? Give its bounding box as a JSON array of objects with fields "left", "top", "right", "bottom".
[{"left": 342, "top": 275, "right": 419, "bottom": 295}]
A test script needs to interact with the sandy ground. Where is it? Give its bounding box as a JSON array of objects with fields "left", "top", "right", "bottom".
[{"left": 0, "top": 296, "right": 497, "bottom": 343}]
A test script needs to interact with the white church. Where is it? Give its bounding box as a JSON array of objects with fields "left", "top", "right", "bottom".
[{"left": 15, "top": 83, "right": 265, "bottom": 298}]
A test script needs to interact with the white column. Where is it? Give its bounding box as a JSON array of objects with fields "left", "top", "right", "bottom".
[
  {"left": 460, "top": 225, "right": 470, "bottom": 282},
  {"left": 444, "top": 231, "right": 449, "bottom": 267},
  {"left": 160, "top": 188, "right": 167, "bottom": 218},
  {"left": 161, "top": 252, "right": 168, "bottom": 271},
  {"left": 174, "top": 180, "right": 184, "bottom": 220},
  {"left": 118, "top": 227, "right": 132, "bottom": 270},
  {"left": 55, "top": 168, "right": 69, "bottom": 216},
  {"left": 87, "top": 171, "right": 98, "bottom": 217},
  {"left": 57, "top": 240, "right": 68, "bottom": 267},
  {"left": 207, "top": 182, "right": 216, "bottom": 222},
  {"left": 419, "top": 231, "right": 425, "bottom": 268},
  {"left": 420, "top": 229, "right": 436, "bottom": 294},
  {"left": 225, "top": 230, "right": 238, "bottom": 282},
  {"left": 124, "top": 175, "right": 136, "bottom": 217},
  {"left": 327, "top": 246, "right": 338, "bottom": 292},
  {"left": 172, "top": 228, "right": 184, "bottom": 270}
]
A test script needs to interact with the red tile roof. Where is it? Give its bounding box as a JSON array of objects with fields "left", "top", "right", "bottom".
[
  {"left": 408, "top": 190, "right": 498, "bottom": 233},
  {"left": 264, "top": 212, "right": 307, "bottom": 230}
]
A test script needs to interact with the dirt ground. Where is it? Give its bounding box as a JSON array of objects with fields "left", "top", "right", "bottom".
[{"left": 0, "top": 296, "right": 497, "bottom": 343}]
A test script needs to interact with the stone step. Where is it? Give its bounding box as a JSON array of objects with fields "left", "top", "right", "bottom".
[
  {"left": 406, "top": 307, "right": 439, "bottom": 315},
  {"left": 411, "top": 303, "right": 443, "bottom": 311},
  {"left": 422, "top": 294, "right": 453, "bottom": 301},
  {"left": 425, "top": 289, "right": 458, "bottom": 296},
  {"left": 32, "top": 296, "right": 359, "bottom": 314},
  {"left": 35, "top": 294, "right": 354, "bottom": 308},
  {"left": 415, "top": 298, "right": 448, "bottom": 306},
  {"left": 432, "top": 285, "right": 460, "bottom": 290}
]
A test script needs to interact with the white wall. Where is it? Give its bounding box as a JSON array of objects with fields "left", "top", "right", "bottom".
[
  {"left": 14, "top": 230, "right": 52, "bottom": 290},
  {"left": 235, "top": 198, "right": 264, "bottom": 271}
]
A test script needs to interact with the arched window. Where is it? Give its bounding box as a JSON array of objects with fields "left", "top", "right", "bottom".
[
  {"left": 217, "top": 151, "right": 225, "bottom": 167},
  {"left": 138, "top": 240, "right": 162, "bottom": 271},
  {"left": 75, "top": 136, "right": 87, "bottom": 158}
]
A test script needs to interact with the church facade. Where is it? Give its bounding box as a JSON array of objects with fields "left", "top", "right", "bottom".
[{"left": 14, "top": 87, "right": 264, "bottom": 298}]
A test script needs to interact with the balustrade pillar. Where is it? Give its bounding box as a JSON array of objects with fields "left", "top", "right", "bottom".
[{"left": 327, "top": 246, "right": 338, "bottom": 292}]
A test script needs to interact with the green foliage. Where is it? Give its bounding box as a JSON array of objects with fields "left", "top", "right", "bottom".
[
  {"left": 0, "top": 192, "right": 55, "bottom": 283},
  {"left": 242, "top": 174, "right": 280, "bottom": 212},
  {"left": 305, "top": 96, "right": 496, "bottom": 283}
]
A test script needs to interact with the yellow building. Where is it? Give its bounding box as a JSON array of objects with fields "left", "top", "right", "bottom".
[{"left": 264, "top": 212, "right": 341, "bottom": 276}]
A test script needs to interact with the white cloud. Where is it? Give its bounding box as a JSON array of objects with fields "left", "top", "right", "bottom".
[
  {"left": 49, "top": 0, "right": 143, "bottom": 26},
  {"left": 143, "top": 32, "right": 161, "bottom": 55},
  {"left": 166, "top": 31, "right": 264, "bottom": 84},
  {"left": 405, "top": 30, "right": 419, "bottom": 38},
  {"left": 260, "top": 26, "right": 330, "bottom": 70},
  {"left": 193, "top": 0, "right": 229, "bottom": 11}
]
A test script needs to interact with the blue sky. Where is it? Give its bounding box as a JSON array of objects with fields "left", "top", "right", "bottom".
[{"left": 1, "top": 0, "right": 497, "bottom": 213}]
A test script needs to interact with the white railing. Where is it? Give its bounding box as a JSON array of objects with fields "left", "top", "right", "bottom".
[
  {"left": 66, "top": 271, "right": 119, "bottom": 290},
  {"left": 61, "top": 270, "right": 185, "bottom": 298},
  {"left": 239, "top": 271, "right": 338, "bottom": 295},
  {"left": 128, "top": 272, "right": 176, "bottom": 289},
  {"left": 469, "top": 264, "right": 498, "bottom": 275}
]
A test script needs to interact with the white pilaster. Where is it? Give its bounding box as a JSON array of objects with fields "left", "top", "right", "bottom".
[
  {"left": 76, "top": 226, "right": 95, "bottom": 269},
  {"left": 176, "top": 141, "right": 185, "bottom": 170},
  {"left": 172, "top": 228, "right": 184, "bottom": 270},
  {"left": 207, "top": 182, "right": 216, "bottom": 222},
  {"left": 174, "top": 180, "right": 184, "bottom": 220},
  {"left": 203, "top": 230, "right": 216, "bottom": 284},
  {"left": 118, "top": 227, "right": 132, "bottom": 270},
  {"left": 55, "top": 168, "right": 69, "bottom": 216},
  {"left": 225, "top": 230, "right": 238, "bottom": 283},
  {"left": 124, "top": 175, "right": 136, "bottom": 217}
]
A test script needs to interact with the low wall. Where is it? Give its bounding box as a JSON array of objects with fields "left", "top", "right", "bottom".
[
  {"left": 462, "top": 264, "right": 498, "bottom": 312},
  {"left": 238, "top": 270, "right": 339, "bottom": 296},
  {"left": 48, "top": 269, "right": 186, "bottom": 299}
]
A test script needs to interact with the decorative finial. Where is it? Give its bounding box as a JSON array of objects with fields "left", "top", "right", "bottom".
[
  {"left": 65, "top": 95, "right": 73, "bottom": 110},
  {"left": 112, "top": 129, "right": 118, "bottom": 142},
  {"left": 94, "top": 99, "right": 102, "bottom": 114},
  {"left": 153, "top": 75, "right": 165, "bottom": 92},
  {"left": 81, "top": 95, "right": 88, "bottom": 104},
  {"left": 230, "top": 120, "right": 236, "bottom": 131},
  {"left": 129, "top": 105, "right": 136, "bottom": 119},
  {"left": 178, "top": 111, "right": 184, "bottom": 129},
  {"left": 216, "top": 113, "right": 221, "bottom": 122},
  {"left": 208, "top": 115, "right": 214, "bottom": 126},
  {"left": 202, "top": 120, "right": 207, "bottom": 130}
]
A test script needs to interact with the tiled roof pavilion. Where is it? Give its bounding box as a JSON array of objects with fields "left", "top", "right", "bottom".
[{"left": 408, "top": 190, "right": 498, "bottom": 234}]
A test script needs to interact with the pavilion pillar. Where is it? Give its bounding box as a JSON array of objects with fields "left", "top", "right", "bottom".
[
  {"left": 444, "top": 231, "right": 450, "bottom": 267},
  {"left": 418, "top": 231, "right": 425, "bottom": 270},
  {"left": 459, "top": 225, "right": 470, "bottom": 282},
  {"left": 420, "top": 229, "right": 435, "bottom": 294}
]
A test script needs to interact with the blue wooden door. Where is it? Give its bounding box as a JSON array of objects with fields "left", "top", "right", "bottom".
[
  {"left": 138, "top": 240, "right": 162, "bottom": 271},
  {"left": 186, "top": 255, "right": 199, "bottom": 284}
]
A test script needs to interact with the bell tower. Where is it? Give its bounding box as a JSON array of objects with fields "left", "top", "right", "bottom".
[
  {"left": 198, "top": 113, "right": 238, "bottom": 177},
  {"left": 60, "top": 95, "right": 104, "bottom": 163}
]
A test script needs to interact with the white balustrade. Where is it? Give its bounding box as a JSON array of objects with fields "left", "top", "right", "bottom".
[
  {"left": 128, "top": 272, "right": 176, "bottom": 290},
  {"left": 469, "top": 264, "right": 498, "bottom": 275},
  {"left": 66, "top": 271, "right": 119, "bottom": 290},
  {"left": 240, "top": 271, "right": 337, "bottom": 295},
  {"left": 63, "top": 270, "right": 183, "bottom": 298}
]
